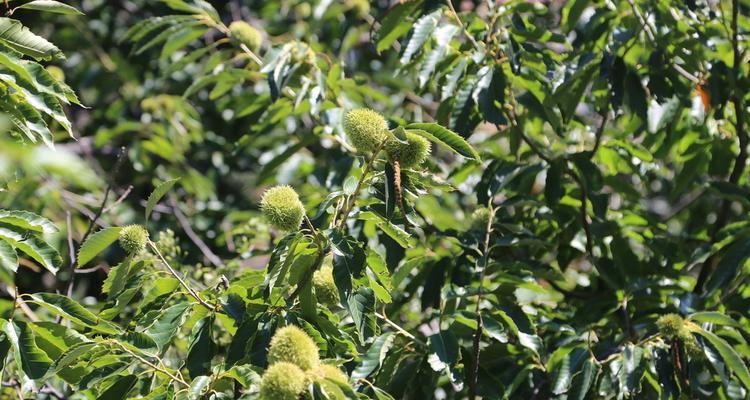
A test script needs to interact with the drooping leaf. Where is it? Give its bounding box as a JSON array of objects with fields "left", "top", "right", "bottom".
[{"left": 405, "top": 123, "right": 481, "bottom": 161}]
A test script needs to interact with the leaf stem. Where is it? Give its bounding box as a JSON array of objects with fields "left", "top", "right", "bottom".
[
  {"left": 469, "top": 202, "right": 495, "bottom": 400},
  {"left": 374, "top": 311, "right": 426, "bottom": 347},
  {"left": 148, "top": 240, "right": 216, "bottom": 312},
  {"left": 336, "top": 138, "right": 389, "bottom": 230},
  {"left": 111, "top": 340, "right": 189, "bottom": 388}
]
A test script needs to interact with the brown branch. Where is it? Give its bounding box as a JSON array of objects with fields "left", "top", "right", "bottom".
[
  {"left": 148, "top": 240, "right": 217, "bottom": 312},
  {"left": 168, "top": 195, "right": 225, "bottom": 268},
  {"left": 337, "top": 138, "right": 389, "bottom": 230},
  {"left": 64, "top": 147, "right": 126, "bottom": 298}
]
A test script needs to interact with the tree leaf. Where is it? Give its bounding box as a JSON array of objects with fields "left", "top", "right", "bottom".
[
  {"left": 14, "top": 0, "right": 84, "bottom": 15},
  {"left": 77, "top": 227, "right": 122, "bottom": 268},
  {"left": 146, "top": 178, "right": 180, "bottom": 220},
  {"left": 0, "top": 210, "right": 57, "bottom": 234},
  {"left": 399, "top": 10, "right": 440, "bottom": 65},
  {"left": 2, "top": 320, "right": 52, "bottom": 380},
  {"left": 351, "top": 332, "right": 395, "bottom": 380},
  {"left": 405, "top": 123, "right": 481, "bottom": 161},
  {"left": 144, "top": 302, "right": 191, "bottom": 352},
  {"left": 688, "top": 324, "right": 750, "bottom": 391},
  {"left": 0, "top": 17, "right": 63, "bottom": 60},
  {"left": 0, "top": 239, "right": 18, "bottom": 273},
  {"left": 96, "top": 374, "right": 137, "bottom": 400},
  {"left": 186, "top": 316, "right": 215, "bottom": 378},
  {"left": 26, "top": 293, "right": 120, "bottom": 334}
]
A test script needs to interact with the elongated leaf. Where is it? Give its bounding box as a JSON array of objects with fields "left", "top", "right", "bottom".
[
  {"left": 13, "top": 235, "right": 61, "bottom": 274},
  {"left": 97, "top": 374, "right": 137, "bottom": 400},
  {"left": 406, "top": 123, "right": 481, "bottom": 161},
  {"left": 0, "top": 239, "right": 18, "bottom": 273},
  {"left": 688, "top": 324, "right": 750, "bottom": 390},
  {"left": 77, "top": 227, "right": 122, "bottom": 268},
  {"left": 352, "top": 332, "right": 395, "bottom": 380},
  {"left": 0, "top": 210, "right": 57, "bottom": 234},
  {"left": 376, "top": 0, "right": 420, "bottom": 53},
  {"left": 14, "top": 0, "right": 83, "bottom": 15},
  {"left": 0, "top": 17, "right": 63, "bottom": 60},
  {"left": 26, "top": 293, "right": 120, "bottom": 334},
  {"left": 400, "top": 10, "right": 440, "bottom": 65},
  {"left": 689, "top": 312, "right": 744, "bottom": 329},
  {"left": 186, "top": 316, "right": 215, "bottom": 378},
  {"left": 144, "top": 302, "right": 191, "bottom": 352},
  {"left": 146, "top": 178, "right": 180, "bottom": 219},
  {"left": 2, "top": 320, "right": 52, "bottom": 380},
  {"left": 428, "top": 330, "right": 463, "bottom": 390}
]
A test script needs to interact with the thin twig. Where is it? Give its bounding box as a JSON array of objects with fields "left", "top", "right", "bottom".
[
  {"left": 337, "top": 139, "right": 389, "bottom": 229},
  {"left": 374, "top": 311, "right": 426, "bottom": 346},
  {"left": 168, "top": 195, "right": 224, "bottom": 268},
  {"left": 588, "top": 110, "right": 609, "bottom": 158},
  {"left": 149, "top": 240, "right": 217, "bottom": 312},
  {"left": 64, "top": 147, "right": 127, "bottom": 297},
  {"left": 102, "top": 185, "right": 133, "bottom": 214},
  {"left": 111, "top": 341, "right": 189, "bottom": 387},
  {"left": 444, "top": 0, "right": 482, "bottom": 51},
  {"left": 469, "top": 202, "right": 495, "bottom": 400}
]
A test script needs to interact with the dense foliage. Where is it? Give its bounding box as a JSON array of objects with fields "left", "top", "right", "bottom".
[{"left": 0, "top": 0, "right": 749, "bottom": 398}]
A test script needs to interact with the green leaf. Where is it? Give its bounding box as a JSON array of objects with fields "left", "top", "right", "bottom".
[
  {"left": 14, "top": 0, "right": 84, "bottom": 15},
  {"left": 186, "top": 316, "right": 215, "bottom": 379},
  {"left": 376, "top": 0, "right": 421, "bottom": 53},
  {"left": 399, "top": 9, "right": 440, "bottom": 65},
  {"left": 689, "top": 312, "right": 743, "bottom": 329},
  {"left": 405, "top": 123, "right": 481, "bottom": 161},
  {"left": 77, "top": 227, "right": 122, "bottom": 268},
  {"left": 2, "top": 320, "right": 52, "bottom": 380},
  {"left": 427, "top": 330, "right": 462, "bottom": 390},
  {"left": 25, "top": 293, "right": 120, "bottom": 334},
  {"left": 351, "top": 332, "right": 395, "bottom": 380},
  {"left": 0, "top": 17, "right": 63, "bottom": 60},
  {"left": 0, "top": 239, "right": 18, "bottom": 273},
  {"left": 146, "top": 178, "right": 180, "bottom": 220},
  {"left": 144, "top": 302, "right": 191, "bottom": 352},
  {"left": 13, "top": 235, "right": 61, "bottom": 274},
  {"left": 96, "top": 374, "right": 137, "bottom": 400},
  {"left": 688, "top": 324, "right": 750, "bottom": 390},
  {"left": 0, "top": 210, "right": 57, "bottom": 234}
]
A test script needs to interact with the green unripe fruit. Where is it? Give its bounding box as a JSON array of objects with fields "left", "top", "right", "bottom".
[
  {"left": 307, "top": 364, "right": 348, "bottom": 385},
  {"left": 471, "top": 207, "right": 492, "bottom": 230},
  {"left": 119, "top": 225, "right": 149, "bottom": 254},
  {"left": 656, "top": 313, "right": 684, "bottom": 340},
  {"left": 343, "top": 108, "right": 389, "bottom": 153},
  {"left": 313, "top": 263, "right": 339, "bottom": 306},
  {"left": 384, "top": 131, "right": 431, "bottom": 168},
  {"left": 228, "top": 21, "right": 263, "bottom": 52},
  {"left": 259, "top": 362, "right": 306, "bottom": 400},
  {"left": 268, "top": 325, "right": 320, "bottom": 371},
  {"left": 260, "top": 186, "right": 305, "bottom": 232}
]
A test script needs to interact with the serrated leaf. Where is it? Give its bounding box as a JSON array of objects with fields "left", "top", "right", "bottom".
[
  {"left": 351, "top": 332, "right": 395, "bottom": 380},
  {"left": 0, "top": 17, "right": 63, "bottom": 60},
  {"left": 186, "top": 316, "right": 215, "bottom": 379},
  {"left": 26, "top": 293, "right": 120, "bottom": 334},
  {"left": 14, "top": 0, "right": 83, "bottom": 15},
  {"left": 405, "top": 123, "right": 481, "bottom": 161},
  {"left": 146, "top": 178, "right": 180, "bottom": 219},
  {"left": 0, "top": 239, "right": 18, "bottom": 273},
  {"left": 400, "top": 10, "right": 440, "bottom": 65},
  {"left": 143, "top": 302, "right": 191, "bottom": 352},
  {"left": 689, "top": 312, "right": 743, "bottom": 329},
  {"left": 688, "top": 324, "right": 750, "bottom": 391},
  {"left": 0, "top": 210, "right": 57, "bottom": 234},
  {"left": 77, "top": 227, "right": 122, "bottom": 268},
  {"left": 2, "top": 320, "right": 52, "bottom": 380}
]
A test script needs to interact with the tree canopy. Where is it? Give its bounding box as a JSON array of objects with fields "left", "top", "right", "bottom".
[{"left": 0, "top": 0, "right": 749, "bottom": 399}]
